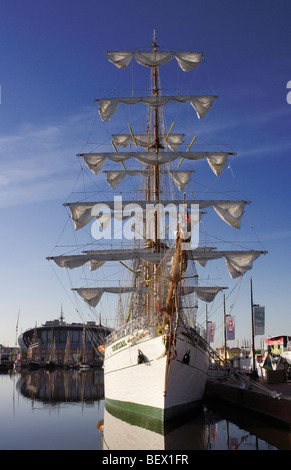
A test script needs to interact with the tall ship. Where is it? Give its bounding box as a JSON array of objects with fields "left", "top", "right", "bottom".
[{"left": 48, "top": 32, "right": 266, "bottom": 422}]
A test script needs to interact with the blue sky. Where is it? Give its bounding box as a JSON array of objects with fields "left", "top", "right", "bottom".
[{"left": 1, "top": 0, "right": 291, "bottom": 347}]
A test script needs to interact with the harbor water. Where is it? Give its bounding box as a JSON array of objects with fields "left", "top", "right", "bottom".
[{"left": 0, "top": 368, "right": 290, "bottom": 451}]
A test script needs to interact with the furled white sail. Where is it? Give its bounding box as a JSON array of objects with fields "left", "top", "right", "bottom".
[
  {"left": 212, "top": 201, "right": 246, "bottom": 229},
  {"left": 112, "top": 133, "right": 185, "bottom": 151},
  {"left": 48, "top": 249, "right": 266, "bottom": 279},
  {"left": 94, "top": 96, "right": 217, "bottom": 121},
  {"left": 105, "top": 170, "right": 148, "bottom": 190},
  {"left": 73, "top": 287, "right": 136, "bottom": 307},
  {"left": 206, "top": 153, "right": 230, "bottom": 177},
  {"left": 65, "top": 199, "right": 249, "bottom": 231},
  {"left": 224, "top": 252, "right": 262, "bottom": 279},
  {"left": 192, "top": 286, "right": 226, "bottom": 303},
  {"left": 78, "top": 151, "right": 233, "bottom": 176},
  {"left": 104, "top": 169, "right": 192, "bottom": 191},
  {"left": 194, "top": 251, "right": 264, "bottom": 279},
  {"left": 169, "top": 171, "right": 192, "bottom": 192},
  {"left": 107, "top": 51, "right": 204, "bottom": 71},
  {"left": 73, "top": 285, "right": 226, "bottom": 307},
  {"left": 49, "top": 250, "right": 164, "bottom": 270}
]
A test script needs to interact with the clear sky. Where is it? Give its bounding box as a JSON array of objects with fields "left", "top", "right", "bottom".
[{"left": 1, "top": 0, "right": 291, "bottom": 348}]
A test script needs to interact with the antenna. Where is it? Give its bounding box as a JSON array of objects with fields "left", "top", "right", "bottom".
[
  {"left": 60, "top": 303, "right": 65, "bottom": 323},
  {"left": 152, "top": 29, "right": 157, "bottom": 49},
  {"left": 15, "top": 309, "right": 20, "bottom": 346}
]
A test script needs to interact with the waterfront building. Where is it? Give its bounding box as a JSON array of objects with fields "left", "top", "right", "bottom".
[
  {"left": 0, "top": 345, "right": 20, "bottom": 362},
  {"left": 18, "top": 311, "right": 111, "bottom": 366}
]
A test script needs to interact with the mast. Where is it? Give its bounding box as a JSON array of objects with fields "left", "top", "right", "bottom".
[
  {"left": 223, "top": 293, "right": 227, "bottom": 364},
  {"left": 205, "top": 304, "right": 208, "bottom": 337},
  {"left": 152, "top": 30, "right": 160, "bottom": 254},
  {"left": 250, "top": 276, "right": 256, "bottom": 373},
  {"left": 82, "top": 324, "right": 86, "bottom": 363},
  {"left": 15, "top": 309, "right": 20, "bottom": 347}
]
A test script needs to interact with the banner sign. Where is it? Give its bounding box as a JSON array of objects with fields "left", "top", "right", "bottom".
[
  {"left": 264, "top": 336, "right": 284, "bottom": 347},
  {"left": 226, "top": 316, "right": 235, "bottom": 340},
  {"left": 207, "top": 322, "right": 215, "bottom": 343},
  {"left": 253, "top": 305, "right": 265, "bottom": 335}
]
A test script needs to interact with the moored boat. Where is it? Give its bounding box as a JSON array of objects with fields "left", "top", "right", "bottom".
[{"left": 47, "top": 31, "right": 267, "bottom": 422}]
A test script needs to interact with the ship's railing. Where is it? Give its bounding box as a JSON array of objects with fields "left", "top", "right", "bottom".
[
  {"left": 105, "top": 317, "right": 150, "bottom": 346},
  {"left": 105, "top": 314, "right": 208, "bottom": 347}
]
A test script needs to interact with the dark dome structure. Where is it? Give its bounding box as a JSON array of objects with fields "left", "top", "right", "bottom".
[{"left": 18, "top": 311, "right": 111, "bottom": 366}]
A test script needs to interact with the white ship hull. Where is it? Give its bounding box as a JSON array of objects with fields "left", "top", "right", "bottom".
[{"left": 104, "top": 322, "right": 209, "bottom": 421}]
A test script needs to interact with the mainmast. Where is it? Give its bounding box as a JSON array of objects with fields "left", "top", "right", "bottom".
[{"left": 152, "top": 30, "right": 160, "bottom": 254}]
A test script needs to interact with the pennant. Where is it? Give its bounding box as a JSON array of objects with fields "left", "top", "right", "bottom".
[{"left": 263, "top": 353, "right": 273, "bottom": 371}]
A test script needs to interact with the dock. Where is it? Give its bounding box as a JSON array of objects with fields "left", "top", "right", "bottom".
[{"left": 205, "top": 376, "right": 291, "bottom": 429}]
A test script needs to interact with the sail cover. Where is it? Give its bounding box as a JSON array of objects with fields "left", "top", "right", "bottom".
[
  {"left": 107, "top": 51, "right": 204, "bottom": 71},
  {"left": 94, "top": 96, "right": 217, "bottom": 121}
]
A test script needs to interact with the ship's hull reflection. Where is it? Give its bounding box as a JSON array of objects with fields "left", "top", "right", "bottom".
[{"left": 102, "top": 401, "right": 208, "bottom": 450}]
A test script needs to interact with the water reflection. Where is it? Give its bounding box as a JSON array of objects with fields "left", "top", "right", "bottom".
[
  {"left": 206, "top": 399, "right": 291, "bottom": 451},
  {"left": 102, "top": 398, "right": 291, "bottom": 450},
  {"left": 102, "top": 405, "right": 208, "bottom": 450},
  {"left": 11, "top": 369, "right": 291, "bottom": 450},
  {"left": 17, "top": 368, "right": 104, "bottom": 404}
]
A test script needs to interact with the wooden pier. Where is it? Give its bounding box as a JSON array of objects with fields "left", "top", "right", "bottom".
[{"left": 205, "top": 377, "right": 291, "bottom": 428}]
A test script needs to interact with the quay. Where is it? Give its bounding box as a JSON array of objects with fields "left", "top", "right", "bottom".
[{"left": 205, "top": 375, "right": 291, "bottom": 429}]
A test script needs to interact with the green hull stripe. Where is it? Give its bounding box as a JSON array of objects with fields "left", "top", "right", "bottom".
[{"left": 105, "top": 398, "right": 164, "bottom": 435}]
